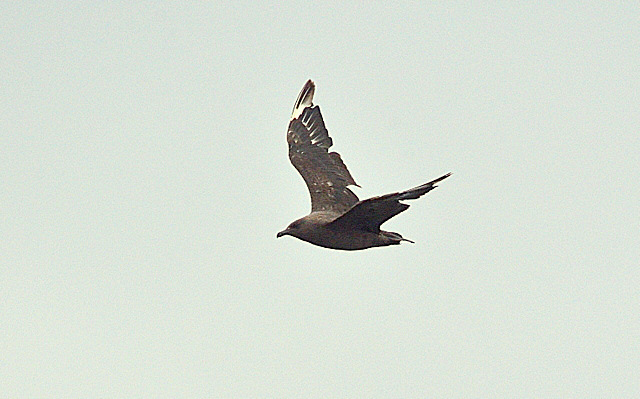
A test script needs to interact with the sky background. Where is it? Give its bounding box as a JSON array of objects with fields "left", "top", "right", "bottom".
[{"left": 2, "top": 2, "right": 639, "bottom": 397}]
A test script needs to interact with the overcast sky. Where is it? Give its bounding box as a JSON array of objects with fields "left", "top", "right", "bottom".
[{"left": 2, "top": 2, "right": 638, "bottom": 397}]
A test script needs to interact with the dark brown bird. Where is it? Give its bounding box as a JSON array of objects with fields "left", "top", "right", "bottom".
[{"left": 277, "top": 80, "right": 450, "bottom": 250}]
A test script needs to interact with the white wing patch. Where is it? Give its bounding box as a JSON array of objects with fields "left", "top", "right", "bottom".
[
  {"left": 291, "top": 102, "right": 310, "bottom": 121},
  {"left": 290, "top": 80, "right": 315, "bottom": 121}
]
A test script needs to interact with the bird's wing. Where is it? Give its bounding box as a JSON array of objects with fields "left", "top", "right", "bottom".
[
  {"left": 287, "top": 80, "right": 360, "bottom": 213},
  {"left": 328, "top": 173, "right": 451, "bottom": 231}
]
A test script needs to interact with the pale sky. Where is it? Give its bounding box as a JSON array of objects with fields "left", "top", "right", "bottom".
[{"left": 2, "top": 2, "right": 639, "bottom": 397}]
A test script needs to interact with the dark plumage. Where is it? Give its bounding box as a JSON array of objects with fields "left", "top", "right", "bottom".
[{"left": 277, "top": 80, "right": 450, "bottom": 250}]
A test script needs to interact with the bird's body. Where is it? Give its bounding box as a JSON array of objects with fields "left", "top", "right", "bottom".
[
  {"left": 277, "top": 211, "right": 404, "bottom": 250},
  {"left": 277, "top": 80, "right": 450, "bottom": 250}
]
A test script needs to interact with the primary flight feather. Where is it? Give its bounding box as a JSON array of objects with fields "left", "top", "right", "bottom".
[{"left": 277, "top": 80, "right": 450, "bottom": 250}]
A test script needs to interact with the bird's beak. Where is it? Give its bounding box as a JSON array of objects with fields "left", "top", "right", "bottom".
[{"left": 276, "top": 229, "right": 289, "bottom": 238}]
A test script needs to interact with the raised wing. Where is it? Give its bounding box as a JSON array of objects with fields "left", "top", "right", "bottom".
[
  {"left": 287, "top": 80, "right": 360, "bottom": 214},
  {"left": 329, "top": 173, "right": 452, "bottom": 231}
]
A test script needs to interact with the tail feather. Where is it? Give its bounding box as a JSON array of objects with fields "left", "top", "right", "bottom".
[{"left": 382, "top": 231, "right": 415, "bottom": 245}]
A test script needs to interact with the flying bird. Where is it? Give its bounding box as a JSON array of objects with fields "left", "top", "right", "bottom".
[{"left": 277, "top": 80, "right": 450, "bottom": 250}]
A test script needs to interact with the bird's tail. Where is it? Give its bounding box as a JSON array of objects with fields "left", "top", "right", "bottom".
[{"left": 382, "top": 231, "right": 415, "bottom": 245}]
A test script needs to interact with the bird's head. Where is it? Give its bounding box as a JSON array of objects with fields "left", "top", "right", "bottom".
[{"left": 277, "top": 218, "right": 305, "bottom": 239}]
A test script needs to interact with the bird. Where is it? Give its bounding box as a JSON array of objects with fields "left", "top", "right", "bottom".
[{"left": 277, "top": 80, "right": 450, "bottom": 250}]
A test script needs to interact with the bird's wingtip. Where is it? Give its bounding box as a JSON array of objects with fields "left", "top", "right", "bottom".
[
  {"left": 291, "top": 79, "right": 315, "bottom": 120},
  {"left": 432, "top": 172, "right": 452, "bottom": 185}
]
